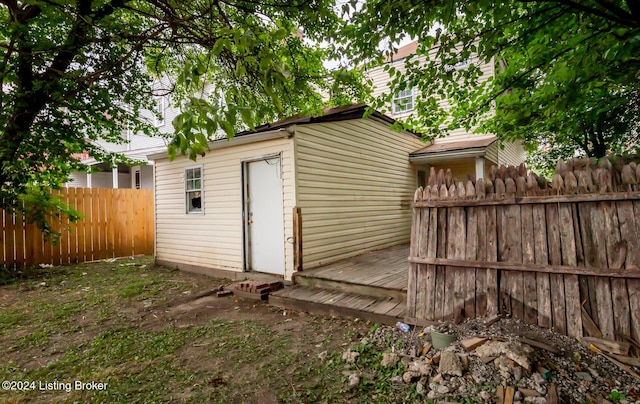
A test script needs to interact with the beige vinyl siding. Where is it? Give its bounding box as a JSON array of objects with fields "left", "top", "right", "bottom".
[
  {"left": 428, "top": 159, "right": 477, "bottom": 181},
  {"left": 486, "top": 139, "right": 526, "bottom": 166},
  {"left": 367, "top": 50, "right": 495, "bottom": 142},
  {"left": 294, "top": 118, "right": 424, "bottom": 269},
  {"left": 154, "top": 136, "right": 296, "bottom": 278}
]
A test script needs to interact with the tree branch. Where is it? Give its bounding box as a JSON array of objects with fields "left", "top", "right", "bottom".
[{"left": 519, "top": 0, "right": 638, "bottom": 28}]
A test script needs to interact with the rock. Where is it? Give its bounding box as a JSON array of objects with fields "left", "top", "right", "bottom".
[
  {"left": 474, "top": 340, "right": 533, "bottom": 371},
  {"left": 432, "top": 373, "right": 443, "bottom": 383},
  {"left": 416, "top": 381, "right": 425, "bottom": 395},
  {"left": 574, "top": 372, "right": 593, "bottom": 382},
  {"left": 513, "top": 366, "right": 523, "bottom": 382},
  {"left": 318, "top": 351, "right": 328, "bottom": 361},
  {"left": 348, "top": 373, "right": 360, "bottom": 389},
  {"left": 381, "top": 352, "right": 399, "bottom": 368},
  {"left": 360, "top": 337, "right": 370, "bottom": 345},
  {"left": 408, "top": 359, "right": 431, "bottom": 376},
  {"left": 479, "top": 390, "right": 492, "bottom": 401},
  {"left": 514, "top": 390, "right": 523, "bottom": 401},
  {"left": 494, "top": 355, "right": 511, "bottom": 372},
  {"left": 427, "top": 389, "right": 437, "bottom": 399},
  {"left": 532, "top": 372, "right": 545, "bottom": 386},
  {"left": 436, "top": 384, "right": 450, "bottom": 394},
  {"left": 342, "top": 350, "right": 359, "bottom": 363},
  {"left": 519, "top": 388, "right": 541, "bottom": 397},
  {"left": 402, "top": 370, "right": 420, "bottom": 384},
  {"left": 439, "top": 351, "right": 463, "bottom": 377},
  {"left": 390, "top": 375, "right": 403, "bottom": 384},
  {"left": 587, "top": 367, "right": 599, "bottom": 379},
  {"left": 524, "top": 397, "right": 546, "bottom": 404}
]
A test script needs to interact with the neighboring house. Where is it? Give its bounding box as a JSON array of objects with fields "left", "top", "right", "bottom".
[
  {"left": 148, "top": 104, "right": 424, "bottom": 280},
  {"left": 366, "top": 41, "right": 526, "bottom": 183},
  {"left": 65, "top": 92, "right": 178, "bottom": 190}
]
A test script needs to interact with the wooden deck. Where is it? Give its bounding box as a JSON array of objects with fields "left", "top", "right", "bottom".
[{"left": 269, "top": 244, "right": 409, "bottom": 325}]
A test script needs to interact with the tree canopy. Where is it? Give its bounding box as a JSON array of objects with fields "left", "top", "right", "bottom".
[
  {"left": 0, "top": 0, "right": 365, "bottom": 233},
  {"left": 344, "top": 0, "right": 640, "bottom": 171}
]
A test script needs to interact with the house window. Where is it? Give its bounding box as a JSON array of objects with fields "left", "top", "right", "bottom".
[
  {"left": 154, "top": 96, "right": 166, "bottom": 127},
  {"left": 445, "top": 58, "right": 471, "bottom": 71},
  {"left": 134, "top": 169, "right": 141, "bottom": 189},
  {"left": 185, "top": 166, "right": 203, "bottom": 214},
  {"left": 392, "top": 87, "right": 415, "bottom": 114}
]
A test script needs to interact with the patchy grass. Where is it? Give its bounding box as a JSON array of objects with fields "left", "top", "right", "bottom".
[{"left": 0, "top": 257, "right": 409, "bottom": 403}]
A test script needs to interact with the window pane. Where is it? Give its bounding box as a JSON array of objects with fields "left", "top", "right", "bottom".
[
  {"left": 187, "top": 191, "right": 202, "bottom": 212},
  {"left": 392, "top": 86, "right": 415, "bottom": 113}
]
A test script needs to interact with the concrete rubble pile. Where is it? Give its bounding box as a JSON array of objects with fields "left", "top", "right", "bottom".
[{"left": 340, "top": 317, "right": 640, "bottom": 403}]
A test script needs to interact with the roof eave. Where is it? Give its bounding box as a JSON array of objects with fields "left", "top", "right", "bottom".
[
  {"left": 409, "top": 148, "right": 487, "bottom": 164},
  {"left": 148, "top": 128, "right": 292, "bottom": 161}
]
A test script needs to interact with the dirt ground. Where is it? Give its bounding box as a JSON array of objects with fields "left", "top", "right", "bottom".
[{"left": 0, "top": 258, "right": 376, "bottom": 403}]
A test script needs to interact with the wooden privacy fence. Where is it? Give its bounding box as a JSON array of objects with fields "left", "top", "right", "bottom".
[
  {"left": 407, "top": 158, "right": 640, "bottom": 343},
  {"left": 1, "top": 188, "right": 154, "bottom": 268}
]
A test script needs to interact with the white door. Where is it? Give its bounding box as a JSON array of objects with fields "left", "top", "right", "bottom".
[{"left": 246, "top": 157, "right": 285, "bottom": 275}]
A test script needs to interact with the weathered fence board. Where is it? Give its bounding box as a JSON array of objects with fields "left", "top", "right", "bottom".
[
  {"left": 1, "top": 188, "right": 154, "bottom": 268},
  {"left": 408, "top": 158, "right": 640, "bottom": 342}
]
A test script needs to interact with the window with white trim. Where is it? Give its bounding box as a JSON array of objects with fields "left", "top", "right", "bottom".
[
  {"left": 134, "top": 169, "right": 141, "bottom": 189},
  {"left": 392, "top": 87, "right": 415, "bottom": 114},
  {"left": 154, "top": 96, "right": 166, "bottom": 127},
  {"left": 445, "top": 58, "right": 471, "bottom": 71},
  {"left": 185, "top": 166, "right": 203, "bottom": 214}
]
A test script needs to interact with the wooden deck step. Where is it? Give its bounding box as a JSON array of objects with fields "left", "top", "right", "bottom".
[
  {"left": 293, "top": 271, "right": 406, "bottom": 302},
  {"left": 269, "top": 285, "right": 406, "bottom": 326}
]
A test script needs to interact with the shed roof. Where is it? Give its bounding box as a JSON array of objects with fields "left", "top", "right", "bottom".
[
  {"left": 148, "top": 104, "right": 420, "bottom": 160},
  {"left": 410, "top": 137, "right": 496, "bottom": 157},
  {"left": 234, "top": 103, "right": 418, "bottom": 138}
]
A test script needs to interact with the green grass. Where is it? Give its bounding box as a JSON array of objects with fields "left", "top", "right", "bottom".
[{"left": 0, "top": 257, "right": 415, "bottom": 403}]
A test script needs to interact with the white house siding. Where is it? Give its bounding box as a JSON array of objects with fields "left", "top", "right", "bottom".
[
  {"left": 294, "top": 118, "right": 424, "bottom": 269},
  {"left": 154, "top": 136, "right": 296, "bottom": 278},
  {"left": 66, "top": 172, "right": 88, "bottom": 188},
  {"left": 130, "top": 165, "right": 155, "bottom": 190},
  {"left": 485, "top": 140, "right": 527, "bottom": 167}
]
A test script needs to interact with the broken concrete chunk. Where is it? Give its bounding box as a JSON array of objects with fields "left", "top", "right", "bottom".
[
  {"left": 408, "top": 359, "right": 431, "bottom": 376},
  {"left": 438, "top": 351, "right": 463, "bottom": 377},
  {"left": 474, "top": 340, "right": 533, "bottom": 371},
  {"left": 518, "top": 388, "right": 541, "bottom": 397},
  {"left": 575, "top": 372, "right": 593, "bottom": 382},
  {"left": 524, "top": 397, "right": 547, "bottom": 404},
  {"left": 402, "top": 370, "right": 420, "bottom": 384},
  {"left": 390, "top": 375, "right": 403, "bottom": 384},
  {"left": 342, "top": 350, "right": 359, "bottom": 363},
  {"left": 381, "top": 352, "right": 399, "bottom": 368},
  {"left": 348, "top": 373, "right": 360, "bottom": 389}
]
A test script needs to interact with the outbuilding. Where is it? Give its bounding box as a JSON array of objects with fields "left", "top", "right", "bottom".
[{"left": 149, "top": 104, "right": 425, "bottom": 280}]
